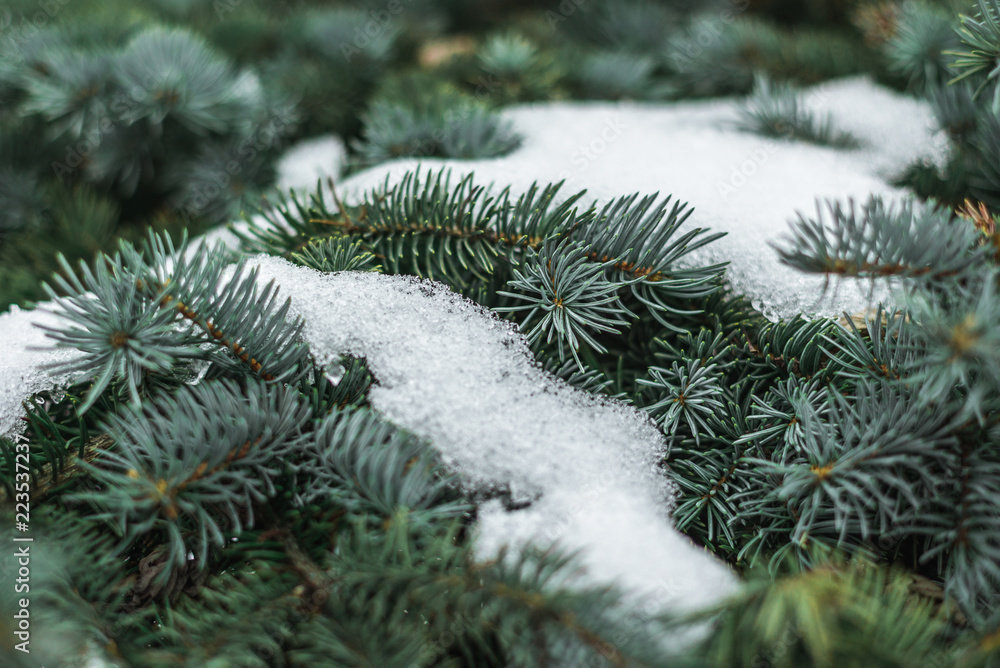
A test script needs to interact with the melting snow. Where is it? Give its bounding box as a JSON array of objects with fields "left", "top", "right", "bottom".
[
  {"left": 336, "top": 76, "right": 947, "bottom": 320},
  {"left": 248, "top": 256, "right": 738, "bottom": 617}
]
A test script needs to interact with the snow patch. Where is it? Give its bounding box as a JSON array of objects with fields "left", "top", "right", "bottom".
[
  {"left": 335, "top": 77, "right": 945, "bottom": 320},
  {"left": 0, "top": 305, "right": 81, "bottom": 440},
  {"left": 275, "top": 134, "right": 346, "bottom": 193},
  {"left": 248, "top": 256, "right": 738, "bottom": 617}
]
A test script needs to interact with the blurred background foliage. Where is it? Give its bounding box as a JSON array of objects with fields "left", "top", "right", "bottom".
[{"left": 0, "top": 0, "right": 966, "bottom": 312}]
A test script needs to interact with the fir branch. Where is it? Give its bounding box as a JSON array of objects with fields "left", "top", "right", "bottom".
[
  {"left": 565, "top": 0, "right": 678, "bottom": 54},
  {"left": 574, "top": 51, "right": 660, "bottom": 101},
  {"left": 637, "top": 358, "right": 725, "bottom": 446},
  {"left": 740, "top": 315, "right": 835, "bottom": 382},
  {"left": 353, "top": 97, "right": 521, "bottom": 165},
  {"left": 736, "top": 75, "right": 860, "bottom": 149},
  {"left": 73, "top": 379, "right": 311, "bottom": 579},
  {"left": 916, "top": 438, "right": 1000, "bottom": 625},
  {"left": 674, "top": 555, "right": 951, "bottom": 668},
  {"left": 949, "top": 0, "right": 1000, "bottom": 106},
  {"left": 573, "top": 193, "right": 727, "bottom": 331},
  {"left": 243, "top": 169, "right": 589, "bottom": 284},
  {"left": 291, "top": 235, "right": 382, "bottom": 273},
  {"left": 932, "top": 79, "right": 980, "bottom": 143},
  {"left": 904, "top": 273, "right": 1000, "bottom": 419},
  {"left": 0, "top": 432, "right": 111, "bottom": 505},
  {"left": 884, "top": 1, "right": 960, "bottom": 95},
  {"left": 824, "top": 305, "right": 913, "bottom": 382},
  {"left": 0, "top": 509, "right": 132, "bottom": 664},
  {"left": 123, "top": 563, "right": 301, "bottom": 667},
  {"left": 669, "top": 446, "right": 752, "bottom": 551},
  {"left": 298, "top": 356, "right": 374, "bottom": 417},
  {"left": 741, "top": 380, "right": 956, "bottom": 549},
  {"left": 775, "top": 196, "right": 985, "bottom": 285},
  {"left": 38, "top": 249, "right": 200, "bottom": 412},
  {"left": 737, "top": 375, "right": 831, "bottom": 457},
  {"left": 497, "top": 239, "right": 636, "bottom": 367},
  {"left": 141, "top": 231, "right": 311, "bottom": 384},
  {"left": 297, "top": 405, "right": 470, "bottom": 528},
  {"left": 114, "top": 27, "right": 259, "bottom": 135}
]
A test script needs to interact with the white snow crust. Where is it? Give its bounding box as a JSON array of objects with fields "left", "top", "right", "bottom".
[
  {"left": 275, "top": 134, "right": 346, "bottom": 193},
  {"left": 248, "top": 256, "right": 738, "bottom": 618},
  {"left": 3, "top": 78, "right": 937, "bottom": 616},
  {"left": 336, "top": 77, "right": 947, "bottom": 320},
  {"left": 0, "top": 305, "right": 80, "bottom": 440}
]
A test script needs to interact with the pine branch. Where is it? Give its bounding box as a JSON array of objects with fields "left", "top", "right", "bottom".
[
  {"left": 497, "top": 239, "right": 636, "bottom": 367},
  {"left": 949, "top": 0, "right": 1000, "bottom": 105},
  {"left": 736, "top": 75, "right": 860, "bottom": 148},
  {"left": 241, "top": 169, "right": 587, "bottom": 284},
  {"left": 775, "top": 196, "right": 985, "bottom": 285},
  {"left": 72, "top": 379, "right": 312, "bottom": 579},
  {"left": 140, "top": 231, "right": 311, "bottom": 384}
]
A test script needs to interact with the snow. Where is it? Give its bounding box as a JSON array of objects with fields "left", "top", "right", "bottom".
[
  {"left": 335, "top": 76, "right": 947, "bottom": 320},
  {"left": 247, "top": 256, "right": 738, "bottom": 620},
  {"left": 0, "top": 305, "right": 80, "bottom": 440},
  {"left": 275, "top": 134, "right": 346, "bottom": 194},
  {"left": 0, "top": 130, "right": 294, "bottom": 438},
  {"left": 1, "top": 75, "right": 940, "bottom": 622},
  {"left": 0, "top": 228, "right": 737, "bottom": 628}
]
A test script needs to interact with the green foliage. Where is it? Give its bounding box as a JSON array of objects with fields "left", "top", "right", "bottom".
[
  {"left": 498, "top": 239, "right": 635, "bottom": 366},
  {"left": 951, "top": 0, "right": 1000, "bottom": 108},
  {"left": 0, "top": 17, "right": 293, "bottom": 309},
  {"left": 969, "top": 106, "right": 1000, "bottom": 205},
  {"left": 291, "top": 236, "right": 383, "bottom": 274},
  {"left": 0, "top": 509, "right": 129, "bottom": 666},
  {"left": 475, "top": 32, "right": 563, "bottom": 102},
  {"left": 243, "top": 169, "right": 727, "bottom": 363},
  {"left": 298, "top": 405, "right": 468, "bottom": 525},
  {"left": 665, "top": 16, "right": 871, "bottom": 97},
  {"left": 240, "top": 168, "right": 579, "bottom": 281},
  {"left": 5, "top": 0, "right": 1000, "bottom": 664},
  {"left": 573, "top": 50, "right": 662, "bottom": 100},
  {"left": 775, "top": 196, "right": 982, "bottom": 284},
  {"left": 767, "top": 193, "right": 1000, "bottom": 622},
  {"left": 39, "top": 230, "right": 312, "bottom": 411},
  {"left": 265, "top": 7, "right": 395, "bottom": 139},
  {"left": 675, "top": 554, "right": 954, "bottom": 668},
  {"left": 564, "top": 0, "right": 681, "bottom": 53},
  {"left": 638, "top": 358, "right": 725, "bottom": 446},
  {"left": 76, "top": 379, "right": 312, "bottom": 578},
  {"left": 39, "top": 248, "right": 199, "bottom": 411},
  {"left": 352, "top": 76, "right": 521, "bottom": 166},
  {"left": 885, "top": 1, "right": 961, "bottom": 94}
]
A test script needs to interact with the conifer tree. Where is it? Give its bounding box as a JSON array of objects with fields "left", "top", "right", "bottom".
[{"left": 6, "top": 1, "right": 1000, "bottom": 666}]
